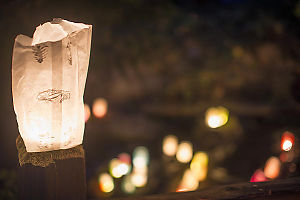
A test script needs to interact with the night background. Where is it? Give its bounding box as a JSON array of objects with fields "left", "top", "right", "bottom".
[{"left": 0, "top": 0, "right": 300, "bottom": 199}]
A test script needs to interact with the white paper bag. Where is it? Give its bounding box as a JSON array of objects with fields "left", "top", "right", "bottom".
[{"left": 12, "top": 18, "right": 92, "bottom": 152}]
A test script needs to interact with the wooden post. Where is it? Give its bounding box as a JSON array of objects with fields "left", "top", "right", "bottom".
[{"left": 16, "top": 136, "right": 86, "bottom": 200}]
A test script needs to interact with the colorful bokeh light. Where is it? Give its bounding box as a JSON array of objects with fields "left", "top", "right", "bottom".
[
  {"left": 205, "top": 106, "right": 229, "bottom": 128},
  {"left": 98, "top": 173, "right": 114, "bottom": 193},
  {"left": 281, "top": 131, "right": 295, "bottom": 152},
  {"left": 264, "top": 156, "right": 281, "bottom": 179},
  {"left": 162, "top": 135, "right": 178, "bottom": 156},
  {"left": 92, "top": 98, "right": 108, "bottom": 118},
  {"left": 176, "top": 141, "right": 193, "bottom": 163}
]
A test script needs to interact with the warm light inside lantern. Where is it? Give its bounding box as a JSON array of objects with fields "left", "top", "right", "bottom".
[
  {"left": 176, "top": 141, "right": 193, "bottom": 163},
  {"left": 205, "top": 106, "right": 229, "bottom": 128},
  {"left": 12, "top": 19, "right": 92, "bottom": 152},
  {"left": 162, "top": 135, "right": 178, "bottom": 156}
]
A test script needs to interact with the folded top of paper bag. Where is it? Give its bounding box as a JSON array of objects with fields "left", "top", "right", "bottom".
[{"left": 31, "top": 18, "right": 90, "bottom": 46}]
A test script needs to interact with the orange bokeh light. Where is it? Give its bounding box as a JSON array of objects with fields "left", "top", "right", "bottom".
[
  {"left": 92, "top": 98, "right": 108, "bottom": 118},
  {"left": 264, "top": 156, "right": 281, "bottom": 179}
]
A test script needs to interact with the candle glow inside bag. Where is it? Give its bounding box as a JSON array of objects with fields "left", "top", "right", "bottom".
[{"left": 12, "top": 19, "right": 92, "bottom": 152}]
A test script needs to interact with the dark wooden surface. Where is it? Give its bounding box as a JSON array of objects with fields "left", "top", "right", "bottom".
[
  {"left": 110, "top": 177, "right": 300, "bottom": 200},
  {"left": 18, "top": 157, "right": 86, "bottom": 200}
]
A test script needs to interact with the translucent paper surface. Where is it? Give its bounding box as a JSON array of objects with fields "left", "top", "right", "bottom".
[{"left": 12, "top": 19, "right": 92, "bottom": 152}]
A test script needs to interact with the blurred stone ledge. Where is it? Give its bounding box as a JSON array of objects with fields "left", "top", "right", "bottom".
[{"left": 107, "top": 177, "right": 300, "bottom": 200}]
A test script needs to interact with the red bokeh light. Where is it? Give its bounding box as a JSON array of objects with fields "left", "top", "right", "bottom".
[{"left": 281, "top": 131, "right": 295, "bottom": 152}]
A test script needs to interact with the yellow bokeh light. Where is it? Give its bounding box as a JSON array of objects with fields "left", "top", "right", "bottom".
[
  {"left": 191, "top": 152, "right": 209, "bottom": 166},
  {"left": 109, "top": 158, "right": 129, "bottom": 178},
  {"left": 98, "top": 173, "right": 114, "bottom": 193},
  {"left": 176, "top": 141, "right": 193, "bottom": 163},
  {"left": 122, "top": 175, "right": 136, "bottom": 194},
  {"left": 264, "top": 156, "right": 281, "bottom": 179},
  {"left": 163, "top": 135, "right": 178, "bottom": 156},
  {"left": 190, "top": 152, "right": 209, "bottom": 181},
  {"left": 205, "top": 106, "right": 229, "bottom": 128},
  {"left": 92, "top": 98, "right": 108, "bottom": 118},
  {"left": 177, "top": 169, "right": 199, "bottom": 192},
  {"left": 131, "top": 172, "right": 148, "bottom": 187},
  {"left": 84, "top": 104, "right": 91, "bottom": 122}
]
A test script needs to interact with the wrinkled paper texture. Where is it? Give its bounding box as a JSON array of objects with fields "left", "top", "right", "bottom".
[{"left": 12, "top": 19, "right": 92, "bottom": 152}]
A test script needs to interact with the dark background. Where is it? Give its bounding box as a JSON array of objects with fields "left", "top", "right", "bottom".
[{"left": 0, "top": 0, "right": 300, "bottom": 199}]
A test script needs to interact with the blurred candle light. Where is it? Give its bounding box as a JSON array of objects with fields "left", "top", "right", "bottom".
[
  {"left": 131, "top": 171, "right": 148, "bottom": 187},
  {"left": 264, "top": 156, "right": 281, "bottom": 179},
  {"left": 84, "top": 104, "right": 91, "bottom": 122},
  {"left": 122, "top": 175, "right": 136, "bottom": 194},
  {"left": 176, "top": 141, "right": 193, "bottom": 163},
  {"left": 205, "top": 106, "right": 229, "bottom": 128},
  {"left": 281, "top": 131, "right": 295, "bottom": 152},
  {"left": 162, "top": 135, "right": 178, "bottom": 156},
  {"left": 99, "top": 173, "right": 114, "bottom": 193},
  {"left": 109, "top": 158, "right": 129, "bottom": 178},
  {"left": 177, "top": 169, "right": 199, "bottom": 192},
  {"left": 250, "top": 169, "right": 268, "bottom": 182},
  {"left": 190, "top": 152, "right": 209, "bottom": 181},
  {"left": 133, "top": 146, "right": 149, "bottom": 169},
  {"left": 92, "top": 98, "right": 108, "bottom": 118}
]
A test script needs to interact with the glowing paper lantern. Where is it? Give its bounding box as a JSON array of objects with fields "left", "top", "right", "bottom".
[
  {"left": 176, "top": 141, "right": 193, "bottom": 163},
  {"left": 281, "top": 131, "right": 295, "bottom": 152},
  {"left": 98, "top": 173, "right": 114, "bottom": 193},
  {"left": 205, "top": 106, "right": 229, "bottom": 128},
  {"left": 162, "top": 135, "right": 178, "bottom": 156},
  {"left": 92, "top": 98, "right": 108, "bottom": 118},
  {"left": 264, "top": 156, "right": 281, "bottom": 179},
  {"left": 12, "top": 18, "right": 92, "bottom": 152}
]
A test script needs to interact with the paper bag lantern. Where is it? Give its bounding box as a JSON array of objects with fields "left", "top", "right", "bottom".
[{"left": 12, "top": 19, "right": 92, "bottom": 152}]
